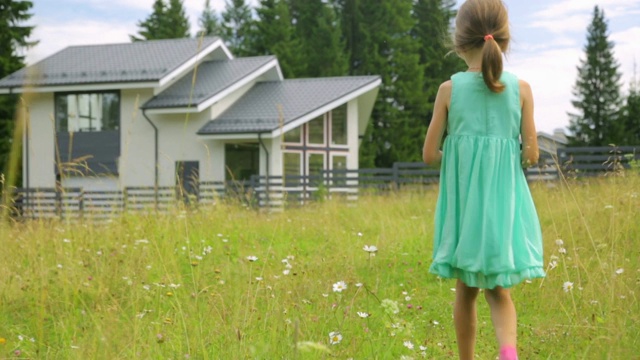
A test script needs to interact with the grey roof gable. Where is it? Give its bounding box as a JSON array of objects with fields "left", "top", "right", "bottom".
[
  {"left": 0, "top": 37, "right": 221, "bottom": 88},
  {"left": 142, "top": 56, "right": 276, "bottom": 110},
  {"left": 198, "top": 76, "right": 380, "bottom": 135}
]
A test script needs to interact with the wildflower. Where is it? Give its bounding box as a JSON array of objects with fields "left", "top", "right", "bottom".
[
  {"left": 405, "top": 296, "right": 411, "bottom": 301},
  {"left": 558, "top": 247, "right": 567, "bottom": 254},
  {"left": 0, "top": 337, "right": 5, "bottom": 345},
  {"left": 255, "top": 277, "right": 263, "bottom": 281},
  {"left": 333, "top": 281, "right": 347, "bottom": 293},
  {"left": 615, "top": 268, "right": 624, "bottom": 275},
  {"left": 357, "top": 311, "right": 370, "bottom": 318},
  {"left": 57, "top": 264, "right": 63, "bottom": 269},
  {"left": 407, "top": 304, "right": 413, "bottom": 309},
  {"left": 363, "top": 245, "right": 378, "bottom": 253},
  {"left": 142, "top": 285, "right": 151, "bottom": 291},
  {"left": 355, "top": 283, "right": 363, "bottom": 287},
  {"left": 549, "top": 260, "right": 558, "bottom": 270},
  {"left": 63, "top": 239, "right": 71, "bottom": 243},
  {"left": 357, "top": 232, "right": 363, "bottom": 237},
  {"left": 563, "top": 281, "right": 574, "bottom": 292},
  {"left": 135, "top": 239, "right": 149, "bottom": 245},
  {"left": 604, "top": 205, "right": 614, "bottom": 209},
  {"left": 156, "top": 333, "right": 165, "bottom": 343},
  {"left": 432, "top": 320, "right": 439, "bottom": 325},
  {"left": 287, "top": 255, "right": 295, "bottom": 260},
  {"left": 283, "top": 269, "right": 290, "bottom": 275},
  {"left": 329, "top": 331, "right": 342, "bottom": 345},
  {"left": 322, "top": 293, "right": 329, "bottom": 298},
  {"left": 555, "top": 239, "right": 564, "bottom": 246},
  {"left": 246, "top": 256, "right": 258, "bottom": 262},
  {"left": 146, "top": 265, "right": 152, "bottom": 270},
  {"left": 381, "top": 299, "right": 400, "bottom": 315},
  {"left": 403, "top": 340, "right": 414, "bottom": 349},
  {"left": 420, "top": 345, "right": 427, "bottom": 351}
]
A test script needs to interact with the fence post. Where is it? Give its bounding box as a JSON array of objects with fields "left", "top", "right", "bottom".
[
  {"left": 79, "top": 189, "right": 84, "bottom": 220},
  {"left": 392, "top": 163, "right": 400, "bottom": 190}
]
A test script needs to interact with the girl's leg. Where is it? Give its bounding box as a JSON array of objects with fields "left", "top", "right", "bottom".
[
  {"left": 484, "top": 286, "right": 518, "bottom": 359},
  {"left": 454, "top": 279, "right": 480, "bottom": 360}
]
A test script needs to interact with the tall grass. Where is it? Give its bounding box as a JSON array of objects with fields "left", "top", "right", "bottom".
[{"left": 0, "top": 174, "right": 638, "bottom": 359}]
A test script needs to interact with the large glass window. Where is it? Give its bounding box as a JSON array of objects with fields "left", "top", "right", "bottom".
[
  {"left": 331, "top": 104, "right": 348, "bottom": 146},
  {"left": 308, "top": 115, "right": 325, "bottom": 145},
  {"left": 225, "top": 143, "right": 259, "bottom": 182},
  {"left": 308, "top": 153, "right": 325, "bottom": 186},
  {"left": 284, "top": 126, "right": 301, "bottom": 143},
  {"left": 283, "top": 152, "right": 302, "bottom": 186},
  {"left": 55, "top": 92, "right": 120, "bottom": 132},
  {"left": 332, "top": 155, "right": 348, "bottom": 186}
]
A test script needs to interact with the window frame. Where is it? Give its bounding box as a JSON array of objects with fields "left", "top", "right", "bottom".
[
  {"left": 330, "top": 104, "right": 349, "bottom": 147},
  {"left": 54, "top": 90, "right": 121, "bottom": 133}
]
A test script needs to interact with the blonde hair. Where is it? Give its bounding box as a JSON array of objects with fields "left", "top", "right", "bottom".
[{"left": 454, "top": 0, "right": 510, "bottom": 93}]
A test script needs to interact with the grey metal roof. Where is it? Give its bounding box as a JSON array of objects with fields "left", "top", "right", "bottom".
[
  {"left": 0, "top": 37, "right": 221, "bottom": 88},
  {"left": 142, "top": 56, "right": 276, "bottom": 109},
  {"left": 198, "top": 76, "right": 380, "bottom": 135}
]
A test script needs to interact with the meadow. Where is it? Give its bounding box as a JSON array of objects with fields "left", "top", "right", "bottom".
[{"left": 0, "top": 174, "right": 638, "bottom": 359}]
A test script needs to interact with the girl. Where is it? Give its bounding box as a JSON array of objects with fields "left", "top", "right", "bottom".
[{"left": 422, "top": 1, "right": 545, "bottom": 360}]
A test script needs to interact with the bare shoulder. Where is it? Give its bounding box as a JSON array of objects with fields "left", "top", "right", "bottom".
[
  {"left": 518, "top": 79, "right": 532, "bottom": 96},
  {"left": 439, "top": 80, "right": 453, "bottom": 94}
]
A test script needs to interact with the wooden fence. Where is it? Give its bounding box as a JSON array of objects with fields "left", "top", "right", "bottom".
[{"left": 5, "top": 146, "right": 639, "bottom": 220}]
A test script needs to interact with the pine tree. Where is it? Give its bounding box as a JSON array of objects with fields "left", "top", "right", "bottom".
[
  {"left": 568, "top": 6, "right": 623, "bottom": 146},
  {"left": 288, "top": 0, "right": 347, "bottom": 77},
  {"left": 0, "top": 0, "right": 36, "bottom": 184},
  {"left": 221, "top": 0, "right": 254, "bottom": 55},
  {"left": 250, "top": 0, "right": 305, "bottom": 77},
  {"left": 198, "top": 0, "right": 222, "bottom": 37},
  {"left": 131, "top": 0, "right": 190, "bottom": 41}
]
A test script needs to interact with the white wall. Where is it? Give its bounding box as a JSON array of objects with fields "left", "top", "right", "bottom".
[
  {"left": 24, "top": 93, "right": 55, "bottom": 188},
  {"left": 347, "top": 99, "right": 359, "bottom": 170},
  {"left": 61, "top": 176, "right": 119, "bottom": 191},
  {"left": 118, "top": 88, "right": 155, "bottom": 188}
]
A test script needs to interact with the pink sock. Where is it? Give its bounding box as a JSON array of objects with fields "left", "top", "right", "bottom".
[{"left": 499, "top": 346, "right": 518, "bottom": 360}]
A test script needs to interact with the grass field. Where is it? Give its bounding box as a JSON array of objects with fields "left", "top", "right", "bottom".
[{"left": 0, "top": 174, "right": 638, "bottom": 359}]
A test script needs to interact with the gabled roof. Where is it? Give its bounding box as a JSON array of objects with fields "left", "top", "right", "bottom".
[
  {"left": 142, "top": 56, "right": 279, "bottom": 111},
  {"left": 0, "top": 37, "right": 224, "bottom": 89},
  {"left": 198, "top": 76, "right": 381, "bottom": 135}
]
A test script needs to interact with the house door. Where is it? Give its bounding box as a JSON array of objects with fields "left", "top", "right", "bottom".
[
  {"left": 225, "top": 143, "right": 260, "bottom": 183},
  {"left": 176, "top": 161, "right": 199, "bottom": 201}
]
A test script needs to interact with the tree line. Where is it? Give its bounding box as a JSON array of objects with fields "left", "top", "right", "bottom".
[{"left": 1, "top": 1, "right": 639, "bottom": 184}]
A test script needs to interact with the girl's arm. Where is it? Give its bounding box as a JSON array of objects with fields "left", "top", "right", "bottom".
[
  {"left": 519, "top": 79, "right": 539, "bottom": 167},
  {"left": 422, "top": 81, "right": 451, "bottom": 166}
]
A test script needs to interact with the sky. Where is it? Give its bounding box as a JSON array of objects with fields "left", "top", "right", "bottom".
[{"left": 22, "top": 0, "right": 640, "bottom": 134}]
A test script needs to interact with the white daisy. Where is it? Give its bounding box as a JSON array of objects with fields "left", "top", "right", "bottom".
[
  {"left": 555, "top": 239, "right": 564, "bottom": 246},
  {"left": 246, "top": 256, "right": 258, "bottom": 262},
  {"left": 615, "top": 268, "right": 624, "bottom": 275},
  {"left": 403, "top": 340, "right": 414, "bottom": 349},
  {"left": 563, "top": 281, "right": 574, "bottom": 292},
  {"left": 333, "top": 281, "right": 347, "bottom": 292},
  {"left": 363, "top": 245, "right": 378, "bottom": 253},
  {"left": 357, "top": 311, "right": 369, "bottom": 318},
  {"left": 328, "top": 331, "right": 342, "bottom": 345}
]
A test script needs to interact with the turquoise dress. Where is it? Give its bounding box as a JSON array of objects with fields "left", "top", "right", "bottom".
[{"left": 428, "top": 71, "right": 545, "bottom": 289}]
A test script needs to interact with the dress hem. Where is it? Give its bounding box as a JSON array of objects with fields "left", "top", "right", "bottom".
[{"left": 429, "top": 263, "right": 546, "bottom": 289}]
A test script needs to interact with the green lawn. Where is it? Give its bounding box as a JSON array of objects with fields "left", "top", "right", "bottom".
[{"left": 0, "top": 175, "right": 638, "bottom": 359}]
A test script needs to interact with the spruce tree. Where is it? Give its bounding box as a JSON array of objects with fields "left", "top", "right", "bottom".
[
  {"left": 0, "top": 0, "right": 36, "bottom": 184},
  {"left": 250, "top": 0, "right": 305, "bottom": 77},
  {"left": 336, "top": 0, "right": 424, "bottom": 167},
  {"left": 621, "top": 74, "right": 640, "bottom": 145},
  {"left": 221, "top": 0, "right": 254, "bottom": 56},
  {"left": 131, "top": 0, "right": 191, "bottom": 41},
  {"left": 198, "top": 0, "right": 222, "bottom": 37},
  {"left": 288, "top": 0, "right": 347, "bottom": 77},
  {"left": 568, "top": 6, "right": 623, "bottom": 146}
]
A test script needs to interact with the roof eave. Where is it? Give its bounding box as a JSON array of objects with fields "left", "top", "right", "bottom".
[{"left": 1, "top": 81, "right": 160, "bottom": 94}]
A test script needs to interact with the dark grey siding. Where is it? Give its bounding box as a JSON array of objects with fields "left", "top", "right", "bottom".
[{"left": 55, "top": 131, "right": 119, "bottom": 175}]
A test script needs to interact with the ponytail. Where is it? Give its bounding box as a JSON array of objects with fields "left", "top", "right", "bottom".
[{"left": 481, "top": 35, "right": 505, "bottom": 93}]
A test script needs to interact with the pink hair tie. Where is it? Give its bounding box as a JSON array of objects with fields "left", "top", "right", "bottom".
[{"left": 484, "top": 34, "right": 494, "bottom": 41}]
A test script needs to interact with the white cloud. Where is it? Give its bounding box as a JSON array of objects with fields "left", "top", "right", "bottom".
[
  {"left": 532, "top": 0, "right": 640, "bottom": 20},
  {"left": 26, "top": 18, "right": 136, "bottom": 64}
]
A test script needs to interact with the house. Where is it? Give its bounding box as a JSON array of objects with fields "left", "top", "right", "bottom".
[
  {"left": 537, "top": 129, "right": 568, "bottom": 156},
  {"left": 0, "top": 37, "right": 381, "bottom": 201}
]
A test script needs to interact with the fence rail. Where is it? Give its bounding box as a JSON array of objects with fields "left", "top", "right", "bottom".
[{"left": 4, "top": 146, "right": 639, "bottom": 219}]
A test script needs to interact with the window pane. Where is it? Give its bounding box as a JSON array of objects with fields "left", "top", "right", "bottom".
[
  {"left": 225, "top": 143, "right": 260, "bottom": 181},
  {"left": 283, "top": 152, "right": 301, "bottom": 186},
  {"left": 308, "top": 116, "right": 324, "bottom": 144},
  {"left": 284, "top": 126, "right": 301, "bottom": 143},
  {"left": 308, "top": 153, "right": 324, "bottom": 186},
  {"left": 55, "top": 92, "right": 119, "bottom": 132},
  {"left": 331, "top": 104, "right": 348, "bottom": 145},
  {"left": 332, "top": 155, "right": 347, "bottom": 186}
]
